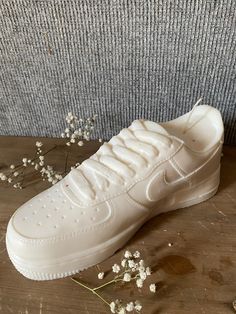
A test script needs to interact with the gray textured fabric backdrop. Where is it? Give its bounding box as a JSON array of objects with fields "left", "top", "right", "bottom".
[{"left": 0, "top": 0, "right": 235, "bottom": 143}]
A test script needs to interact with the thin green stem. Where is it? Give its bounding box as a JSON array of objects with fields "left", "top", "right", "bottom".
[
  {"left": 71, "top": 277, "right": 93, "bottom": 292},
  {"left": 71, "top": 278, "right": 110, "bottom": 306},
  {"left": 10, "top": 145, "right": 57, "bottom": 172},
  {"left": 94, "top": 271, "right": 140, "bottom": 291},
  {"left": 93, "top": 278, "right": 123, "bottom": 291},
  {"left": 91, "top": 290, "right": 110, "bottom": 306},
  {"left": 64, "top": 151, "right": 69, "bottom": 174}
]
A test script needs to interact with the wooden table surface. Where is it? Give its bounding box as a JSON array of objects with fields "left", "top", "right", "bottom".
[{"left": 0, "top": 136, "right": 236, "bottom": 314}]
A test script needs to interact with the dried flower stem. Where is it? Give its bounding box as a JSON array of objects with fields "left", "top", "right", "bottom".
[
  {"left": 71, "top": 251, "right": 154, "bottom": 313},
  {"left": 2, "top": 145, "right": 58, "bottom": 189},
  {"left": 0, "top": 112, "right": 99, "bottom": 189},
  {"left": 7, "top": 145, "right": 57, "bottom": 173},
  {"left": 71, "top": 277, "right": 110, "bottom": 306},
  {"left": 93, "top": 278, "right": 124, "bottom": 291},
  {"left": 71, "top": 270, "right": 140, "bottom": 310},
  {"left": 64, "top": 151, "right": 69, "bottom": 173},
  {"left": 93, "top": 270, "right": 138, "bottom": 291}
]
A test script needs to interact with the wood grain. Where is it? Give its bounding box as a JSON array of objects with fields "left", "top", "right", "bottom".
[{"left": 0, "top": 136, "right": 236, "bottom": 314}]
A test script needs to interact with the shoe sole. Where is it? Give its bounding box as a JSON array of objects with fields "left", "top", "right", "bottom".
[{"left": 6, "top": 167, "right": 220, "bottom": 280}]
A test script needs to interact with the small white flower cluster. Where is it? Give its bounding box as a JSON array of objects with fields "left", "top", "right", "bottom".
[
  {"left": 149, "top": 283, "right": 156, "bottom": 293},
  {"left": 98, "top": 272, "right": 104, "bottom": 280},
  {"left": 0, "top": 141, "right": 64, "bottom": 189},
  {"left": 112, "top": 263, "right": 121, "bottom": 273},
  {"left": 36, "top": 141, "right": 43, "bottom": 149},
  {"left": 0, "top": 112, "right": 100, "bottom": 190},
  {"left": 0, "top": 172, "right": 7, "bottom": 181},
  {"left": 40, "top": 165, "right": 63, "bottom": 185},
  {"left": 110, "top": 300, "right": 142, "bottom": 314},
  {"left": 96, "top": 250, "right": 156, "bottom": 313},
  {"left": 0, "top": 164, "right": 22, "bottom": 188},
  {"left": 22, "top": 158, "right": 31, "bottom": 167},
  {"left": 22, "top": 142, "right": 63, "bottom": 186},
  {"left": 61, "top": 113, "right": 99, "bottom": 147},
  {"left": 110, "top": 250, "right": 155, "bottom": 291}
]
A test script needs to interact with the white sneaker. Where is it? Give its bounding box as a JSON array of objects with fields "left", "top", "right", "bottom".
[{"left": 6, "top": 104, "right": 224, "bottom": 280}]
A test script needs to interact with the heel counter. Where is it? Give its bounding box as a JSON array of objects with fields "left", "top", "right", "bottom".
[{"left": 190, "top": 143, "right": 223, "bottom": 185}]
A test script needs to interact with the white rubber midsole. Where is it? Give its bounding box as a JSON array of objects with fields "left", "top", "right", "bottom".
[
  {"left": 6, "top": 216, "right": 145, "bottom": 280},
  {"left": 6, "top": 167, "right": 220, "bottom": 280}
]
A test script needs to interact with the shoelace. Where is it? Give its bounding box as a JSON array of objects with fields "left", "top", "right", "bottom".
[
  {"left": 182, "top": 98, "right": 202, "bottom": 133},
  {"left": 70, "top": 120, "right": 173, "bottom": 201}
]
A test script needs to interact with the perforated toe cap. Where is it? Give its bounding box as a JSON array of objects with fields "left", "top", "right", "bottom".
[{"left": 6, "top": 181, "right": 113, "bottom": 260}]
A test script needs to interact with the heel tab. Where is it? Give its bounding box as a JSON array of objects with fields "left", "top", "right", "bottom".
[
  {"left": 198, "top": 105, "right": 224, "bottom": 141},
  {"left": 187, "top": 104, "right": 224, "bottom": 142}
]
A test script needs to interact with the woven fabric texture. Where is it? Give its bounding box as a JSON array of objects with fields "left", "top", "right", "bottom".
[{"left": 0, "top": 0, "right": 235, "bottom": 143}]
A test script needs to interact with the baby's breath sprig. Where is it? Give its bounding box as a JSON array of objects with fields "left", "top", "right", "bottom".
[
  {"left": 61, "top": 112, "right": 100, "bottom": 147},
  {"left": 0, "top": 143, "right": 60, "bottom": 189},
  {"left": 0, "top": 112, "right": 100, "bottom": 189},
  {"left": 71, "top": 250, "right": 157, "bottom": 313}
]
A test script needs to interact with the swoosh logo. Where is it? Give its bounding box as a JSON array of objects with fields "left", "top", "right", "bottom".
[{"left": 146, "top": 169, "right": 185, "bottom": 202}]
